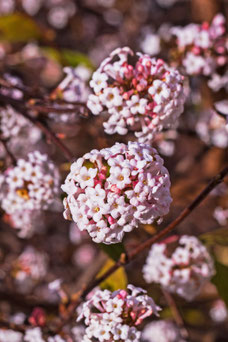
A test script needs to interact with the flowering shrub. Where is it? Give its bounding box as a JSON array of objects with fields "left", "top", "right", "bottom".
[
  {"left": 143, "top": 235, "right": 215, "bottom": 300},
  {"left": 62, "top": 141, "right": 172, "bottom": 244},
  {"left": 1, "top": 151, "right": 60, "bottom": 214},
  {"left": 87, "top": 47, "right": 186, "bottom": 143},
  {"left": 78, "top": 285, "right": 159, "bottom": 342}
]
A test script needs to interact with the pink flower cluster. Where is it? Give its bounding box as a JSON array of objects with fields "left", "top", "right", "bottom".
[
  {"left": 142, "top": 320, "right": 186, "bottom": 342},
  {"left": 170, "top": 14, "right": 227, "bottom": 76},
  {"left": 77, "top": 285, "right": 159, "bottom": 342},
  {"left": 0, "top": 151, "right": 60, "bottom": 214},
  {"left": 62, "top": 142, "right": 172, "bottom": 244},
  {"left": 143, "top": 235, "right": 215, "bottom": 301},
  {"left": 87, "top": 47, "right": 186, "bottom": 143}
]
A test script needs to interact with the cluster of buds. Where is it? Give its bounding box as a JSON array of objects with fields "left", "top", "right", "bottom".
[
  {"left": 143, "top": 235, "right": 215, "bottom": 301},
  {"left": 12, "top": 246, "right": 48, "bottom": 284},
  {"left": 49, "top": 66, "right": 91, "bottom": 123},
  {"left": 87, "top": 47, "right": 186, "bottom": 143},
  {"left": 168, "top": 14, "right": 227, "bottom": 76},
  {"left": 77, "top": 285, "right": 159, "bottom": 342},
  {"left": 142, "top": 320, "right": 186, "bottom": 342},
  {"left": 0, "top": 151, "right": 60, "bottom": 214},
  {"left": 62, "top": 142, "right": 172, "bottom": 244}
]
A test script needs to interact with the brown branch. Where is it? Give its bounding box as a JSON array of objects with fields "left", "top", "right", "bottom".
[
  {"left": 0, "top": 93, "right": 74, "bottom": 161},
  {"left": 0, "top": 139, "right": 17, "bottom": 165},
  {"left": 54, "top": 164, "right": 228, "bottom": 332},
  {"left": 162, "top": 289, "right": 189, "bottom": 341}
]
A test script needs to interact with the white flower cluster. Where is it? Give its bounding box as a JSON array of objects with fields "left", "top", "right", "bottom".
[
  {"left": 78, "top": 284, "right": 159, "bottom": 342},
  {"left": 0, "top": 105, "right": 28, "bottom": 139},
  {"left": 143, "top": 235, "right": 215, "bottom": 301},
  {"left": 1, "top": 151, "right": 60, "bottom": 214},
  {"left": 49, "top": 66, "right": 91, "bottom": 123},
  {"left": 170, "top": 14, "right": 227, "bottom": 76},
  {"left": 62, "top": 142, "right": 172, "bottom": 244},
  {"left": 196, "top": 109, "right": 228, "bottom": 149},
  {"left": 24, "top": 327, "right": 45, "bottom": 342},
  {"left": 142, "top": 320, "right": 186, "bottom": 342},
  {"left": 0, "top": 329, "right": 23, "bottom": 342},
  {"left": 13, "top": 246, "right": 48, "bottom": 283},
  {"left": 4, "top": 210, "right": 43, "bottom": 238},
  {"left": 87, "top": 47, "right": 186, "bottom": 143}
]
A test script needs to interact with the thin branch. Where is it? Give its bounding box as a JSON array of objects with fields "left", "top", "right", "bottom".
[
  {"left": 54, "top": 165, "right": 228, "bottom": 331},
  {"left": 0, "top": 139, "right": 17, "bottom": 165},
  {"left": 162, "top": 289, "right": 189, "bottom": 341},
  {"left": 0, "top": 93, "right": 74, "bottom": 161}
]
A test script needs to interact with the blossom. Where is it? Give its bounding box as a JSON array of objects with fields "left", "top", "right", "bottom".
[
  {"left": 78, "top": 284, "right": 160, "bottom": 342},
  {"left": 87, "top": 47, "right": 186, "bottom": 143},
  {"left": 62, "top": 142, "right": 172, "bottom": 244},
  {"left": 0, "top": 105, "right": 28, "bottom": 139},
  {"left": 142, "top": 320, "right": 186, "bottom": 342},
  {"left": 0, "top": 151, "right": 60, "bottom": 214},
  {"left": 0, "top": 329, "right": 22, "bottom": 342},
  {"left": 143, "top": 235, "right": 215, "bottom": 301}
]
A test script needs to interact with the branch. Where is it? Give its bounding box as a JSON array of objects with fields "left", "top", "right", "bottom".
[
  {"left": 54, "top": 165, "right": 228, "bottom": 331},
  {"left": 0, "top": 139, "right": 17, "bottom": 165},
  {"left": 0, "top": 93, "right": 74, "bottom": 161}
]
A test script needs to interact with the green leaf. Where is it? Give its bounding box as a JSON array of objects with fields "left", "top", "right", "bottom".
[
  {"left": 0, "top": 14, "right": 41, "bottom": 42},
  {"left": 200, "top": 227, "right": 228, "bottom": 247},
  {"left": 212, "top": 260, "right": 228, "bottom": 308},
  {"left": 99, "top": 243, "right": 126, "bottom": 262},
  {"left": 61, "top": 49, "right": 94, "bottom": 68},
  {"left": 97, "top": 258, "right": 127, "bottom": 292}
]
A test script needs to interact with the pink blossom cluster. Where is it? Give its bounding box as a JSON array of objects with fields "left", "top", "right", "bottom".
[
  {"left": 169, "top": 14, "right": 227, "bottom": 76},
  {"left": 0, "top": 151, "right": 60, "bottom": 214},
  {"left": 143, "top": 235, "right": 215, "bottom": 301},
  {"left": 77, "top": 284, "right": 159, "bottom": 342},
  {"left": 49, "top": 66, "right": 91, "bottom": 123},
  {"left": 62, "top": 142, "right": 172, "bottom": 244},
  {"left": 87, "top": 47, "right": 186, "bottom": 143},
  {"left": 13, "top": 246, "right": 48, "bottom": 284},
  {"left": 0, "top": 105, "right": 28, "bottom": 139},
  {"left": 196, "top": 109, "right": 228, "bottom": 148},
  {"left": 142, "top": 320, "right": 186, "bottom": 342},
  {"left": 4, "top": 210, "right": 43, "bottom": 239}
]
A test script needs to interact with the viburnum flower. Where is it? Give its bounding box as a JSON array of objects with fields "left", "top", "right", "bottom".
[
  {"left": 77, "top": 284, "right": 160, "bottom": 342},
  {"left": 142, "top": 320, "right": 186, "bottom": 342},
  {"left": 0, "top": 105, "right": 28, "bottom": 139},
  {"left": 12, "top": 246, "right": 48, "bottom": 283},
  {"left": 62, "top": 142, "right": 172, "bottom": 244},
  {"left": 143, "top": 235, "right": 215, "bottom": 301},
  {"left": 0, "top": 151, "right": 60, "bottom": 214},
  {"left": 168, "top": 14, "right": 227, "bottom": 76},
  {"left": 49, "top": 66, "right": 91, "bottom": 123},
  {"left": 87, "top": 47, "right": 186, "bottom": 143},
  {"left": 0, "top": 329, "right": 23, "bottom": 342}
]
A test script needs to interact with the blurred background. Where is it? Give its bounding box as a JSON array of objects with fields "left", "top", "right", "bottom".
[{"left": 0, "top": 0, "right": 227, "bottom": 341}]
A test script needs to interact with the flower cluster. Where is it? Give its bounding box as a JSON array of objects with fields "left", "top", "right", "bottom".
[
  {"left": 196, "top": 109, "right": 228, "bottom": 148},
  {"left": 87, "top": 47, "right": 186, "bottom": 143},
  {"left": 0, "top": 105, "right": 28, "bottom": 139},
  {"left": 1, "top": 151, "right": 60, "bottom": 214},
  {"left": 169, "top": 14, "right": 227, "bottom": 76},
  {"left": 49, "top": 66, "right": 91, "bottom": 123},
  {"left": 143, "top": 235, "right": 215, "bottom": 301},
  {"left": 62, "top": 142, "right": 172, "bottom": 244},
  {"left": 0, "top": 329, "right": 23, "bottom": 342},
  {"left": 142, "top": 320, "right": 186, "bottom": 342},
  {"left": 78, "top": 284, "right": 159, "bottom": 342},
  {"left": 3, "top": 210, "right": 43, "bottom": 238},
  {"left": 13, "top": 246, "right": 48, "bottom": 283}
]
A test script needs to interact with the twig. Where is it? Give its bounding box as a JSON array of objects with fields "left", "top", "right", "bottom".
[
  {"left": 162, "top": 289, "right": 189, "bottom": 340},
  {"left": 0, "top": 93, "right": 74, "bottom": 161},
  {"left": 54, "top": 165, "right": 228, "bottom": 331},
  {"left": 0, "top": 139, "right": 17, "bottom": 166}
]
